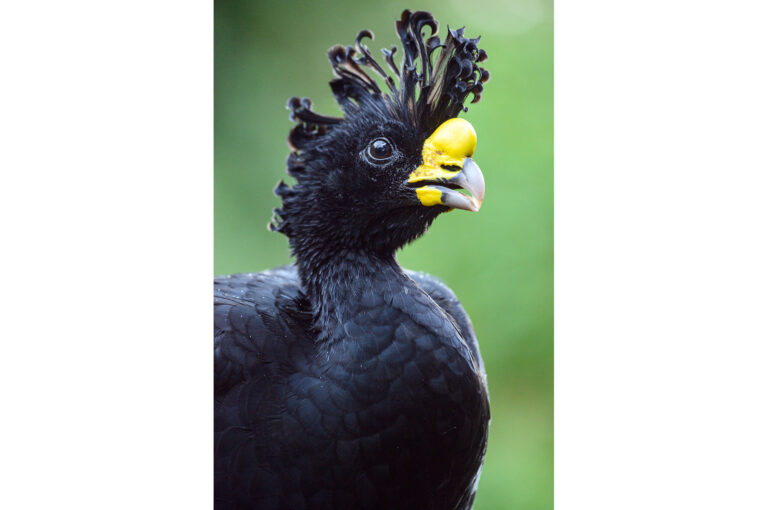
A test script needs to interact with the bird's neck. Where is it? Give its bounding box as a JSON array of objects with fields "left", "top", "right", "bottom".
[{"left": 297, "top": 249, "right": 416, "bottom": 341}]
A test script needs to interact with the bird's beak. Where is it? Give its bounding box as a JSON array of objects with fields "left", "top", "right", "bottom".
[{"left": 407, "top": 118, "right": 486, "bottom": 212}]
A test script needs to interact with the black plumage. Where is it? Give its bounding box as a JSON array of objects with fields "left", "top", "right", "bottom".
[{"left": 215, "top": 10, "right": 491, "bottom": 510}]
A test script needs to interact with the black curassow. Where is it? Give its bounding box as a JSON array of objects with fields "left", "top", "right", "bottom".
[{"left": 215, "top": 9, "right": 492, "bottom": 510}]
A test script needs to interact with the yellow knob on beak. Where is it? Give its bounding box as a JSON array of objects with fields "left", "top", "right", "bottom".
[{"left": 424, "top": 117, "right": 477, "bottom": 163}]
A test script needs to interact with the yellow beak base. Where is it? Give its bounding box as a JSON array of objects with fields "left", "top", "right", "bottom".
[{"left": 408, "top": 118, "right": 485, "bottom": 212}]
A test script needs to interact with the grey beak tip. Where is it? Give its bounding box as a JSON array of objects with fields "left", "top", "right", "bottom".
[{"left": 459, "top": 157, "right": 486, "bottom": 205}]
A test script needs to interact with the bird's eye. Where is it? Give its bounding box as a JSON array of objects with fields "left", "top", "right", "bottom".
[{"left": 367, "top": 138, "right": 394, "bottom": 162}]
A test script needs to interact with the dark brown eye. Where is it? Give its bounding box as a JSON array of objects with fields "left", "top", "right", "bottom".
[{"left": 367, "top": 138, "right": 393, "bottom": 161}]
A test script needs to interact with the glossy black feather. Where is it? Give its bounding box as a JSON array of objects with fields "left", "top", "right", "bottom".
[{"left": 215, "top": 265, "right": 489, "bottom": 510}]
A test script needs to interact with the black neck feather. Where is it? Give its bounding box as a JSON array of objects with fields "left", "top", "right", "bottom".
[{"left": 298, "top": 249, "right": 403, "bottom": 339}]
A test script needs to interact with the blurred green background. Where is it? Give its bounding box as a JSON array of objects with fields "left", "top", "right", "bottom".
[{"left": 215, "top": 0, "right": 552, "bottom": 508}]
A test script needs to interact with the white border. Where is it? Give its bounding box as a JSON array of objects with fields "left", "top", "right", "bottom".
[
  {"left": 2, "top": 1, "right": 212, "bottom": 508},
  {"left": 556, "top": 1, "right": 768, "bottom": 508}
]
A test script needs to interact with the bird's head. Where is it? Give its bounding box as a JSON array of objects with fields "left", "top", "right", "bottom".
[{"left": 270, "top": 10, "right": 490, "bottom": 265}]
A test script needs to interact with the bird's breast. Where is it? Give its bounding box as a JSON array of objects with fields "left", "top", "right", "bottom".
[{"left": 287, "top": 314, "right": 489, "bottom": 508}]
